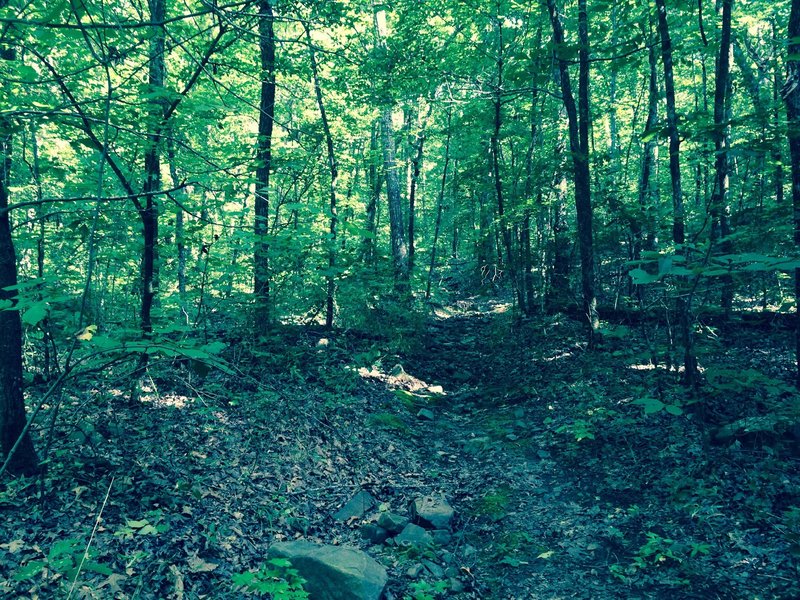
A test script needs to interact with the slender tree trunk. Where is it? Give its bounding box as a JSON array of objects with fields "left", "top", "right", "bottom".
[
  {"left": 362, "top": 120, "right": 382, "bottom": 266},
  {"left": 373, "top": 5, "right": 410, "bottom": 294},
  {"left": 637, "top": 30, "right": 659, "bottom": 257},
  {"left": 547, "top": 0, "right": 598, "bottom": 339},
  {"left": 426, "top": 106, "right": 452, "bottom": 300},
  {"left": 408, "top": 100, "right": 431, "bottom": 274},
  {"left": 655, "top": 0, "right": 697, "bottom": 383},
  {"left": 0, "top": 37, "right": 39, "bottom": 476},
  {"left": 491, "top": 13, "right": 523, "bottom": 308},
  {"left": 140, "top": 0, "right": 166, "bottom": 340},
  {"left": 254, "top": 0, "right": 276, "bottom": 332},
  {"left": 774, "top": 19, "right": 785, "bottom": 205},
  {"left": 711, "top": 0, "right": 734, "bottom": 317},
  {"left": 304, "top": 22, "right": 338, "bottom": 328},
  {"left": 166, "top": 129, "right": 187, "bottom": 319},
  {"left": 783, "top": 0, "right": 800, "bottom": 387},
  {"left": 655, "top": 0, "right": 685, "bottom": 244}
]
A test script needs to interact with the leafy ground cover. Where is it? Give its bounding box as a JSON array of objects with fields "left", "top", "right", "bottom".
[{"left": 1, "top": 301, "right": 799, "bottom": 599}]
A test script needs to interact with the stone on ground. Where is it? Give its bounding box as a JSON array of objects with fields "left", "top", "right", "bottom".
[
  {"left": 267, "top": 540, "right": 387, "bottom": 600},
  {"left": 395, "top": 523, "right": 433, "bottom": 548},
  {"left": 333, "top": 490, "right": 377, "bottom": 521},
  {"left": 411, "top": 495, "right": 455, "bottom": 530}
]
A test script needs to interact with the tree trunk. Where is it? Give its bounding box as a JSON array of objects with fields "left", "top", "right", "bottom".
[
  {"left": 140, "top": 0, "right": 166, "bottom": 340},
  {"left": 362, "top": 119, "right": 382, "bottom": 267},
  {"left": 637, "top": 29, "right": 659, "bottom": 257},
  {"left": 547, "top": 0, "right": 598, "bottom": 339},
  {"left": 304, "top": 22, "right": 338, "bottom": 328},
  {"left": 711, "top": 0, "right": 734, "bottom": 317},
  {"left": 373, "top": 5, "right": 410, "bottom": 294},
  {"left": 783, "top": 0, "right": 800, "bottom": 387},
  {"left": 166, "top": 130, "right": 187, "bottom": 316},
  {"left": 408, "top": 101, "right": 431, "bottom": 274},
  {"left": 254, "top": 0, "right": 276, "bottom": 332},
  {"left": 655, "top": 0, "right": 697, "bottom": 383},
  {"left": 426, "top": 106, "right": 452, "bottom": 300},
  {"left": 0, "top": 38, "right": 39, "bottom": 476},
  {"left": 655, "top": 0, "right": 685, "bottom": 245}
]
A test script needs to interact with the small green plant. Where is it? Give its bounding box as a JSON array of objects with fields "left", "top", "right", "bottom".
[
  {"left": 114, "top": 509, "right": 169, "bottom": 539},
  {"left": 405, "top": 579, "right": 448, "bottom": 600},
  {"left": 475, "top": 486, "right": 511, "bottom": 522},
  {"left": 13, "top": 538, "right": 113, "bottom": 582},
  {"left": 556, "top": 419, "right": 595, "bottom": 441},
  {"left": 232, "top": 558, "right": 309, "bottom": 598},
  {"left": 368, "top": 411, "right": 409, "bottom": 433}
]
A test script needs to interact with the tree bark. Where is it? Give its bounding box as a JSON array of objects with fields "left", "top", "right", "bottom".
[
  {"left": 373, "top": 5, "right": 410, "bottom": 294},
  {"left": 362, "top": 119, "right": 382, "bottom": 266},
  {"left": 254, "top": 0, "right": 276, "bottom": 332},
  {"left": 655, "top": 0, "right": 685, "bottom": 244},
  {"left": 304, "top": 22, "right": 338, "bottom": 328},
  {"left": 0, "top": 38, "right": 39, "bottom": 476},
  {"left": 711, "top": 0, "right": 734, "bottom": 317},
  {"left": 783, "top": 0, "right": 800, "bottom": 387},
  {"left": 547, "top": 0, "right": 598, "bottom": 339},
  {"left": 140, "top": 0, "right": 166, "bottom": 339},
  {"left": 426, "top": 105, "right": 452, "bottom": 300}
]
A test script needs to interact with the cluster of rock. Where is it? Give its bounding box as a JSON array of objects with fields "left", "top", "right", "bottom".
[{"left": 262, "top": 490, "right": 457, "bottom": 600}]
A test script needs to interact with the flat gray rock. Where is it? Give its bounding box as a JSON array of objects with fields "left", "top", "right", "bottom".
[
  {"left": 377, "top": 511, "right": 409, "bottom": 534},
  {"left": 411, "top": 495, "right": 455, "bottom": 530},
  {"left": 333, "top": 490, "right": 377, "bottom": 522},
  {"left": 268, "top": 540, "right": 387, "bottom": 600},
  {"left": 395, "top": 523, "right": 433, "bottom": 548}
]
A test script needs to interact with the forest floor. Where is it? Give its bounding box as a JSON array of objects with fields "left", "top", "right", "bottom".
[{"left": 2, "top": 298, "right": 800, "bottom": 599}]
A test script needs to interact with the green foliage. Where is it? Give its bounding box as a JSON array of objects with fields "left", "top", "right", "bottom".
[
  {"left": 13, "top": 537, "right": 114, "bottom": 582},
  {"left": 474, "top": 486, "right": 511, "bottom": 522},
  {"left": 555, "top": 419, "right": 595, "bottom": 442},
  {"left": 631, "top": 397, "right": 683, "bottom": 416},
  {"left": 368, "top": 411, "right": 409, "bottom": 433},
  {"left": 232, "top": 558, "right": 309, "bottom": 598},
  {"left": 405, "top": 579, "right": 448, "bottom": 600}
]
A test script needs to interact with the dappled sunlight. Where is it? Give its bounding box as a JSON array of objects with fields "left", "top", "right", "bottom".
[
  {"left": 357, "top": 363, "right": 447, "bottom": 396},
  {"left": 627, "top": 362, "right": 706, "bottom": 373}
]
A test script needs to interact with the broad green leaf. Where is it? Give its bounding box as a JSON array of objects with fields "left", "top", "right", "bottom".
[
  {"left": 22, "top": 303, "right": 49, "bottom": 326},
  {"left": 632, "top": 397, "right": 664, "bottom": 415}
]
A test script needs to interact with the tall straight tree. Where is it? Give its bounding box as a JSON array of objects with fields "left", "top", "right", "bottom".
[
  {"left": 547, "top": 0, "right": 598, "bottom": 341},
  {"left": 304, "top": 20, "right": 339, "bottom": 328},
  {"left": 655, "top": 0, "right": 685, "bottom": 245},
  {"left": 784, "top": 0, "right": 800, "bottom": 386},
  {"left": 373, "top": 3, "right": 410, "bottom": 294},
  {"left": 710, "top": 0, "right": 734, "bottom": 316},
  {"left": 254, "top": 0, "right": 276, "bottom": 332},
  {"left": 140, "top": 0, "right": 166, "bottom": 339},
  {"left": 0, "top": 23, "right": 39, "bottom": 475},
  {"left": 655, "top": 0, "right": 696, "bottom": 383}
]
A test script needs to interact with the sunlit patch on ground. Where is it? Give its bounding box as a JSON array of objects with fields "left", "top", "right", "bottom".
[{"left": 357, "top": 363, "right": 446, "bottom": 395}]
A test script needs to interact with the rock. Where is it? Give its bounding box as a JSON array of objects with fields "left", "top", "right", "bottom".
[
  {"left": 450, "top": 577, "right": 465, "bottom": 593},
  {"left": 377, "top": 512, "right": 409, "bottom": 534},
  {"left": 395, "top": 523, "right": 433, "bottom": 548},
  {"left": 334, "top": 490, "right": 377, "bottom": 522},
  {"left": 406, "top": 563, "right": 424, "bottom": 578},
  {"left": 421, "top": 559, "right": 444, "bottom": 578},
  {"left": 430, "top": 529, "right": 452, "bottom": 545},
  {"left": 361, "top": 523, "right": 389, "bottom": 545},
  {"left": 268, "top": 540, "right": 387, "bottom": 600},
  {"left": 411, "top": 495, "right": 454, "bottom": 530},
  {"left": 416, "top": 408, "right": 435, "bottom": 421}
]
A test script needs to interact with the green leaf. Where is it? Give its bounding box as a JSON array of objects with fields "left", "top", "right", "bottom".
[
  {"left": 629, "top": 268, "right": 660, "bottom": 285},
  {"left": 22, "top": 303, "right": 49, "bottom": 326},
  {"left": 664, "top": 404, "right": 683, "bottom": 416},
  {"left": 13, "top": 560, "right": 46, "bottom": 580},
  {"left": 632, "top": 397, "right": 664, "bottom": 415}
]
